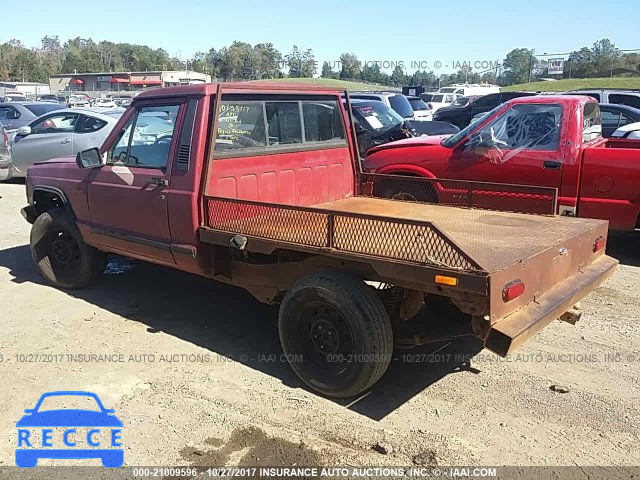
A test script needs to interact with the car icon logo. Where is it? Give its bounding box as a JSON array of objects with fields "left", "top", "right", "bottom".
[{"left": 16, "top": 391, "right": 123, "bottom": 468}]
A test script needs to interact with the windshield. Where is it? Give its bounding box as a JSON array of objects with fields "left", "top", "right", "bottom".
[
  {"left": 388, "top": 95, "right": 414, "bottom": 118},
  {"left": 450, "top": 97, "right": 470, "bottom": 107},
  {"left": 441, "top": 104, "right": 503, "bottom": 147},
  {"left": 24, "top": 103, "right": 64, "bottom": 116},
  {"left": 438, "top": 87, "right": 456, "bottom": 93},
  {"left": 408, "top": 98, "right": 429, "bottom": 111},
  {"left": 351, "top": 102, "right": 404, "bottom": 133}
]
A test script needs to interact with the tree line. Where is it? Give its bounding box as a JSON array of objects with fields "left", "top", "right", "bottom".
[{"left": 1, "top": 36, "right": 638, "bottom": 87}]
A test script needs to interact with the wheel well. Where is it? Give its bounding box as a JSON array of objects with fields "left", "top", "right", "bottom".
[
  {"left": 382, "top": 172, "right": 437, "bottom": 203},
  {"left": 33, "top": 189, "right": 69, "bottom": 217}
]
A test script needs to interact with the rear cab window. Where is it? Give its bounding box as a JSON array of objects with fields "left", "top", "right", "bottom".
[{"left": 214, "top": 96, "right": 346, "bottom": 156}]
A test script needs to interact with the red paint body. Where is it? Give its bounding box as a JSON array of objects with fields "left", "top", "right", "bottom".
[{"left": 365, "top": 95, "right": 640, "bottom": 231}]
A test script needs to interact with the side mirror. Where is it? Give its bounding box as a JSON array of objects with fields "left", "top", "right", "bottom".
[
  {"left": 23, "top": 409, "right": 34, "bottom": 414},
  {"left": 76, "top": 148, "right": 103, "bottom": 169},
  {"left": 16, "top": 126, "right": 31, "bottom": 137}
]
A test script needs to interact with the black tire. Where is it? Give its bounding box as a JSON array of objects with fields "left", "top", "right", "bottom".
[
  {"left": 278, "top": 271, "right": 393, "bottom": 398},
  {"left": 30, "top": 208, "right": 107, "bottom": 289}
]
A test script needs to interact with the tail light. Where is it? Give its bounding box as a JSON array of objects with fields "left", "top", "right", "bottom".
[
  {"left": 502, "top": 279, "right": 525, "bottom": 302},
  {"left": 593, "top": 236, "right": 606, "bottom": 253},
  {"left": 2, "top": 130, "right": 8, "bottom": 150}
]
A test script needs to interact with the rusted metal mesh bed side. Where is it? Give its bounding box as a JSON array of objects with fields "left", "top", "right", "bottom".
[
  {"left": 358, "top": 172, "right": 559, "bottom": 216},
  {"left": 203, "top": 196, "right": 484, "bottom": 273}
]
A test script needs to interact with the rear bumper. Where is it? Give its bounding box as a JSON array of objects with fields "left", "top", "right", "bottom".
[{"left": 484, "top": 255, "right": 618, "bottom": 356}]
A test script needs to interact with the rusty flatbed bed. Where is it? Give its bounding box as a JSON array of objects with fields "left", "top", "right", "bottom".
[
  {"left": 202, "top": 195, "right": 608, "bottom": 275},
  {"left": 316, "top": 197, "right": 607, "bottom": 273}
]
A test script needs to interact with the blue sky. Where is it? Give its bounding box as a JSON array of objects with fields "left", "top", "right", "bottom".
[{"left": 4, "top": 0, "right": 640, "bottom": 73}]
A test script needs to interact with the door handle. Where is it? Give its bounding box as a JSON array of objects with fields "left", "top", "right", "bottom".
[
  {"left": 145, "top": 177, "right": 168, "bottom": 187},
  {"left": 60, "top": 138, "right": 71, "bottom": 144},
  {"left": 543, "top": 160, "right": 561, "bottom": 170}
]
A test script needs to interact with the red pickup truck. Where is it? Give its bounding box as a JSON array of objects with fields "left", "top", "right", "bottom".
[
  {"left": 21, "top": 84, "right": 617, "bottom": 398},
  {"left": 364, "top": 95, "right": 640, "bottom": 231}
]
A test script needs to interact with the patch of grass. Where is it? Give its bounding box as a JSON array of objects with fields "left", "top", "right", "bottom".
[
  {"left": 502, "top": 77, "right": 640, "bottom": 92},
  {"left": 250, "top": 77, "right": 394, "bottom": 91}
]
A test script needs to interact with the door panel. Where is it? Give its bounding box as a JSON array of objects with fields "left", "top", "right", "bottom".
[
  {"left": 86, "top": 103, "right": 183, "bottom": 263},
  {"left": 12, "top": 132, "right": 74, "bottom": 173},
  {"left": 87, "top": 165, "right": 174, "bottom": 262},
  {"left": 447, "top": 103, "right": 566, "bottom": 189}
]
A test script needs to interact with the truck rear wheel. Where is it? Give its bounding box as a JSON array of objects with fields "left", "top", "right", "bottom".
[
  {"left": 30, "top": 208, "right": 107, "bottom": 289},
  {"left": 278, "top": 272, "right": 393, "bottom": 398}
]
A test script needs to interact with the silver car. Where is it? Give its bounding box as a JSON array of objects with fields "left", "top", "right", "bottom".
[
  {"left": 0, "top": 123, "right": 11, "bottom": 181},
  {"left": 7, "top": 108, "right": 122, "bottom": 179}
]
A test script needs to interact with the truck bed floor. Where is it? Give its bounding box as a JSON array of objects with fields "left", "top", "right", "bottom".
[
  {"left": 316, "top": 197, "right": 606, "bottom": 272},
  {"left": 205, "top": 196, "right": 608, "bottom": 274}
]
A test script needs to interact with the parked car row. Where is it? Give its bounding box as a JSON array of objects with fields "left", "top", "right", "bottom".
[
  {"left": 0, "top": 92, "right": 28, "bottom": 102},
  {"left": 1, "top": 108, "right": 123, "bottom": 181},
  {"left": 346, "top": 98, "right": 458, "bottom": 155},
  {"left": 0, "top": 102, "right": 66, "bottom": 131},
  {"left": 433, "top": 91, "right": 538, "bottom": 128}
]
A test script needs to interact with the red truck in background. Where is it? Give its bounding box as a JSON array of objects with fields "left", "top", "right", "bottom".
[
  {"left": 364, "top": 95, "right": 640, "bottom": 231},
  {"left": 20, "top": 84, "right": 617, "bottom": 398}
]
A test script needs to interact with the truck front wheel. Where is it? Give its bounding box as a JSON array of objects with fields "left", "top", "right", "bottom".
[
  {"left": 30, "top": 208, "right": 107, "bottom": 289},
  {"left": 278, "top": 272, "right": 393, "bottom": 398}
]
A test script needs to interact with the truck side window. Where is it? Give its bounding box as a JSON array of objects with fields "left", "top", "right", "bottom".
[
  {"left": 302, "top": 101, "right": 345, "bottom": 142},
  {"left": 110, "top": 118, "right": 134, "bottom": 163},
  {"left": 582, "top": 102, "right": 602, "bottom": 143},
  {"left": 265, "top": 102, "right": 302, "bottom": 145},
  {"left": 470, "top": 104, "right": 563, "bottom": 152},
  {"left": 108, "top": 104, "right": 180, "bottom": 168}
]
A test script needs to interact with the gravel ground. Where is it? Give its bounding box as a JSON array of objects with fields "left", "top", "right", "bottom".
[{"left": 0, "top": 180, "right": 638, "bottom": 471}]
